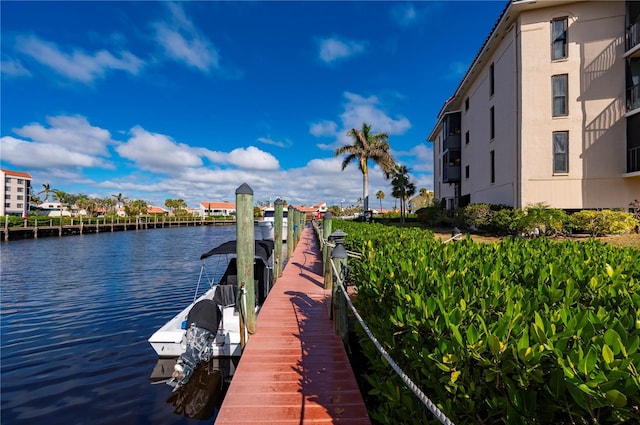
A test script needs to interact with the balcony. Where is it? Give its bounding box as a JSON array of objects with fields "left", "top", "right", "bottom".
[
  {"left": 443, "top": 164, "right": 461, "bottom": 183},
  {"left": 628, "top": 146, "right": 640, "bottom": 173},
  {"left": 627, "top": 21, "right": 640, "bottom": 55},
  {"left": 443, "top": 133, "right": 461, "bottom": 151},
  {"left": 628, "top": 83, "right": 640, "bottom": 112}
]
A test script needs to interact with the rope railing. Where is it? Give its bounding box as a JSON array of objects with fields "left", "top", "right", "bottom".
[{"left": 328, "top": 249, "right": 455, "bottom": 425}]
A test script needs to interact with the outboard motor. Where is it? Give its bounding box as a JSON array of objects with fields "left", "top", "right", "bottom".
[{"left": 171, "top": 299, "right": 222, "bottom": 391}]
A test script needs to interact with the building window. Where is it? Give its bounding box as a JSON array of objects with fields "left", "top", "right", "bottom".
[
  {"left": 465, "top": 131, "right": 470, "bottom": 145},
  {"left": 17, "top": 195, "right": 23, "bottom": 201},
  {"left": 4, "top": 194, "right": 10, "bottom": 200},
  {"left": 5, "top": 177, "right": 10, "bottom": 184},
  {"left": 465, "top": 165, "right": 470, "bottom": 179},
  {"left": 490, "top": 150, "right": 495, "bottom": 183},
  {"left": 553, "top": 131, "right": 569, "bottom": 173},
  {"left": 17, "top": 203, "right": 23, "bottom": 208},
  {"left": 17, "top": 179, "right": 23, "bottom": 184},
  {"left": 552, "top": 74, "right": 568, "bottom": 116},
  {"left": 489, "top": 63, "right": 495, "bottom": 96},
  {"left": 465, "top": 97, "right": 469, "bottom": 111},
  {"left": 17, "top": 187, "right": 23, "bottom": 192},
  {"left": 552, "top": 17, "right": 568, "bottom": 60},
  {"left": 490, "top": 107, "right": 495, "bottom": 139}
]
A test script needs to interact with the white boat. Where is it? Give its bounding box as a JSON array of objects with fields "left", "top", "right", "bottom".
[
  {"left": 148, "top": 239, "right": 274, "bottom": 389},
  {"left": 258, "top": 207, "right": 287, "bottom": 241}
]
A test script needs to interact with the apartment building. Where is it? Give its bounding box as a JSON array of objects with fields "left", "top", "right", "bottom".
[
  {"left": 1, "top": 169, "right": 32, "bottom": 217},
  {"left": 428, "top": 0, "right": 640, "bottom": 211}
]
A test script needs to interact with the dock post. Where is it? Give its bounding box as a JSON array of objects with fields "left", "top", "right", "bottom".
[
  {"left": 287, "top": 207, "right": 294, "bottom": 259},
  {"left": 236, "top": 183, "right": 256, "bottom": 342},
  {"left": 322, "top": 213, "right": 333, "bottom": 290},
  {"left": 274, "top": 198, "right": 284, "bottom": 279}
]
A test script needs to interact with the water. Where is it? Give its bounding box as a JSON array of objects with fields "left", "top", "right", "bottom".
[{"left": 0, "top": 225, "right": 266, "bottom": 425}]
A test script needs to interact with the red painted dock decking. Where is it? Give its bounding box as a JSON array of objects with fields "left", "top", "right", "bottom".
[{"left": 215, "top": 227, "right": 371, "bottom": 424}]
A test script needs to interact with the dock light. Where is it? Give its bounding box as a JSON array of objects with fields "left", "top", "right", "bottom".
[{"left": 329, "top": 230, "right": 348, "bottom": 259}]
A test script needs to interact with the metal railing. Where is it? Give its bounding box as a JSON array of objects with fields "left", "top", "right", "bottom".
[
  {"left": 626, "top": 21, "right": 640, "bottom": 52},
  {"left": 628, "top": 146, "right": 640, "bottom": 173},
  {"left": 627, "top": 83, "right": 640, "bottom": 112}
]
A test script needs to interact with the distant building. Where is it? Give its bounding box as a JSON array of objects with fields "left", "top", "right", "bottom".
[
  {"left": 147, "top": 205, "right": 168, "bottom": 215},
  {"left": 199, "top": 201, "right": 236, "bottom": 217},
  {"left": 37, "top": 201, "right": 72, "bottom": 217},
  {"left": 427, "top": 0, "right": 640, "bottom": 210},
  {"left": 290, "top": 202, "right": 327, "bottom": 219},
  {"left": 1, "top": 169, "right": 32, "bottom": 217}
]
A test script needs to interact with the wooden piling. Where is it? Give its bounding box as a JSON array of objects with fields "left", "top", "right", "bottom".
[
  {"left": 274, "top": 198, "right": 284, "bottom": 279},
  {"left": 322, "top": 213, "right": 332, "bottom": 291},
  {"left": 236, "top": 183, "right": 256, "bottom": 339}
]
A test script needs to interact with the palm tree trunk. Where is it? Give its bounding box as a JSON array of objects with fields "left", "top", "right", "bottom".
[{"left": 363, "top": 171, "right": 369, "bottom": 212}]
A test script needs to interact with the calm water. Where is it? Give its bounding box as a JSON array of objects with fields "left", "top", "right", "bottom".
[{"left": 1, "top": 225, "right": 264, "bottom": 425}]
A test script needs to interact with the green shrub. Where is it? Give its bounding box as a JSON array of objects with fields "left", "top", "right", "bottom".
[
  {"left": 416, "top": 204, "right": 449, "bottom": 227},
  {"left": 520, "top": 203, "right": 570, "bottom": 236},
  {"left": 573, "top": 210, "right": 638, "bottom": 236},
  {"left": 334, "top": 220, "right": 640, "bottom": 424},
  {"left": 490, "top": 208, "right": 526, "bottom": 235},
  {"left": 460, "top": 203, "right": 493, "bottom": 230}
]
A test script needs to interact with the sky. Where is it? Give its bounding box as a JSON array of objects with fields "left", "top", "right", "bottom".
[{"left": 1, "top": 0, "right": 507, "bottom": 210}]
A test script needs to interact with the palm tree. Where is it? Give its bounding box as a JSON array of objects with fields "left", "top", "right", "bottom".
[
  {"left": 334, "top": 122, "right": 396, "bottom": 213},
  {"left": 391, "top": 165, "right": 416, "bottom": 224},
  {"left": 38, "top": 183, "right": 52, "bottom": 202},
  {"left": 112, "top": 193, "right": 127, "bottom": 214},
  {"left": 376, "top": 190, "right": 385, "bottom": 212},
  {"left": 53, "top": 189, "right": 68, "bottom": 219}
]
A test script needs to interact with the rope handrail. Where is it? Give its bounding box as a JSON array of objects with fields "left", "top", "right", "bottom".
[{"left": 329, "top": 259, "right": 455, "bottom": 425}]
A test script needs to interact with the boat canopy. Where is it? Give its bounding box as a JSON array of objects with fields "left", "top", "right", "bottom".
[{"left": 199, "top": 240, "right": 274, "bottom": 263}]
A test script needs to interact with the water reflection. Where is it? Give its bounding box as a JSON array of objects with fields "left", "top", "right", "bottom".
[{"left": 151, "top": 357, "right": 236, "bottom": 420}]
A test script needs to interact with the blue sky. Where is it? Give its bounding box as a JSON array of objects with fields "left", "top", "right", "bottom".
[{"left": 1, "top": 1, "right": 506, "bottom": 210}]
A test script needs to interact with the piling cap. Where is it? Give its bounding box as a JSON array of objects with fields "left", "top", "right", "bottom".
[
  {"left": 236, "top": 183, "right": 253, "bottom": 195},
  {"left": 274, "top": 198, "right": 283, "bottom": 205},
  {"left": 323, "top": 212, "right": 332, "bottom": 220}
]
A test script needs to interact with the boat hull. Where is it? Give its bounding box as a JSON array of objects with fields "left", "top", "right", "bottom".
[
  {"left": 148, "top": 287, "right": 244, "bottom": 358},
  {"left": 257, "top": 219, "right": 287, "bottom": 241}
]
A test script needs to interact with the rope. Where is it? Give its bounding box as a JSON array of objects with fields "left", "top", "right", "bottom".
[{"left": 330, "top": 259, "right": 456, "bottom": 425}]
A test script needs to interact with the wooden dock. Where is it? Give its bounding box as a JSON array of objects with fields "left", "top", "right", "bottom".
[{"left": 215, "top": 226, "right": 371, "bottom": 424}]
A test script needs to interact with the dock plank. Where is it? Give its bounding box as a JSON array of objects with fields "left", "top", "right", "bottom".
[{"left": 215, "top": 226, "right": 371, "bottom": 424}]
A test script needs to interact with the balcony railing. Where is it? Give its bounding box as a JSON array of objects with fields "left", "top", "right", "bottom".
[
  {"left": 443, "top": 133, "right": 461, "bottom": 152},
  {"left": 628, "top": 146, "right": 640, "bottom": 173},
  {"left": 628, "top": 83, "right": 640, "bottom": 112},
  {"left": 627, "top": 21, "right": 640, "bottom": 52},
  {"left": 443, "top": 164, "right": 461, "bottom": 183}
]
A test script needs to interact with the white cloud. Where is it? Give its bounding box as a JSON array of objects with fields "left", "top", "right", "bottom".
[
  {"left": 257, "top": 137, "right": 289, "bottom": 148},
  {"left": 390, "top": 3, "right": 418, "bottom": 27},
  {"left": 116, "top": 126, "right": 203, "bottom": 172},
  {"left": 309, "top": 120, "right": 337, "bottom": 137},
  {"left": 15, "top": 35, "right": 144, "bottom": 83},
  {"left": 340, "top": 92, "right": 411, "bottom": 135},
  {"left": 1, "top": 57, "right": 31, "bottom": 77},
  {"left": 14, "top": 115, "right": 113, "bottom": 156},
  {"left": 0, "top": 136, "right": 111, "bottom": 169},
  {"left": 395, "top": 143, "right": 433, "bottom": 173},
  {"left": 153, "top": 2, "right": 220, "bottom": 72},
  {"left": 227, "top": 146, "right": 279, "bottom": 170},
  {"left": 316, "top": 92, "right": 411, "bottom": 151},
  {"left": 317, "top": 37, "right": 366, "bottom": 64},
  {"left": 0, "top": 115, "right": 115, "bottom": 170}
]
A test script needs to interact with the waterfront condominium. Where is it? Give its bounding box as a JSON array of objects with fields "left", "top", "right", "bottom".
[
  {"left": 1, "top": 169, "right": 32, "bottom": 217},
  {"left": 427, "top": 0, "right": 640, "bottom": 211}
]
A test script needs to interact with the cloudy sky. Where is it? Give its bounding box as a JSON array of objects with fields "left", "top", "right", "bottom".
[{"left": 1, "top": 1, "right": 505, "bottom": 209}]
